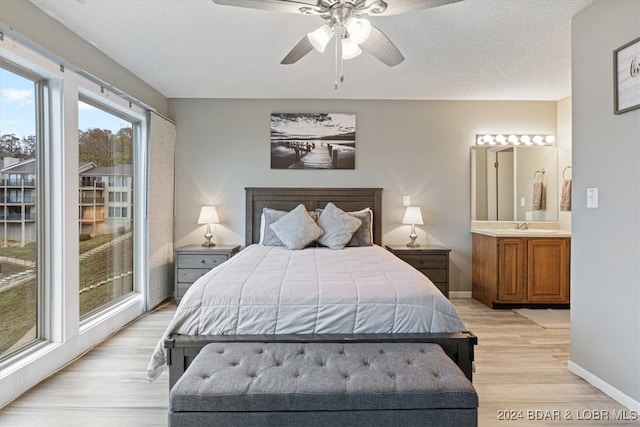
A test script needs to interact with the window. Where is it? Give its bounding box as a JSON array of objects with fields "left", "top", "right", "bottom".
[
  {"left": 78, "top": 100, "right": 134, "bottom": 317},
  {"left": 0, "top": 66, "right": 40, "bottom": 359}
]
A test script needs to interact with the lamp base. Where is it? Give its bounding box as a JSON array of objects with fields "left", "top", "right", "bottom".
[
  {"left": 406, "top": 229, "right": 419, "bottom": 247},
  {"left": 202, "top": 230, "right": 215, "bottom": 247}
]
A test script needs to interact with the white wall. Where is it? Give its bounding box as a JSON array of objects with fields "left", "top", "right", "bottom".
[
  {"left": 570, "top": 0, "right": 640, "bottom": 409},
  {"left": 0, "top": 0, "right": 169, "bottom": 117},
  {"left": 170, "top": 98, "right": 558, "bottom": 292}
]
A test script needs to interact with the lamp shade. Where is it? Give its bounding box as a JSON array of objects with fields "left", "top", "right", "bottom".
[
  {"left": 307, "top": 24, "right": 333, "bottom": 53},
  {"left": 197, "top": 206, "right": 219, "bottom": 224},
  {"left": 402, "top": 206, "right": 424, "bottom": 225}
]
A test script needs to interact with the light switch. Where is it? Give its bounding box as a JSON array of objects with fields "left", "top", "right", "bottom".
[
  {"left": 520, "top": 197, "right": 526, "bottom": 207},
  {"left": 587, "top": 188, "right": 598, "bottom": 208},
  {"left": 403, "top": 196, "right": 411, "bottom": 207}
]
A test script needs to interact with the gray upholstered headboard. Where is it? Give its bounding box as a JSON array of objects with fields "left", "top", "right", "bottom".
[{"left": 245, "top": 187, "right": 383, "bottom": 247}]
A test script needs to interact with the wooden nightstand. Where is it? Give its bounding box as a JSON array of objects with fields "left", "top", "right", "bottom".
[
  {"left": 174, "top": 245, "right": 240, "bottom": 303},
  {"left": 385, "top": 245, "right": 451, "bottom": 298}
]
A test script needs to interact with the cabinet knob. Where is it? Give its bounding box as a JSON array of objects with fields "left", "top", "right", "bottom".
[
  {"left": 419, "top": 259, "right": 424, "bottom": 264},
  {"left": 200, "top": 259, "right": 206, "bottom": 264}
]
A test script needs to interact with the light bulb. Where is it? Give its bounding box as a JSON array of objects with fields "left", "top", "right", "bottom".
[
  {"left": 345, "top": 17, "right": 371, "bottom": 44},
  {"left": 545, "top": 135, "right": 555, "bottom": 144},
  {"left": 520, "top": 135, "right": 532, "bottom": 145},
  {"left": 507, "top": 135, "right": 518, "bottom": 144},
  {"left": 307, "top": 24, "right": 333, "bottom": 53},
  {"left": 532, "top": 135, "right": 543, "bottom": 145},
  {"left": 477, "top": 135, "right": 485, "bottom": 145},
  {"left": 495, "top": 134, "right": 506, "bottom": 144},
  {"left": 342, "top": 38, "right": 362, "bottom": 60},
  {"left": 483, "top": 134, "right": 494, "bottom": 145}
]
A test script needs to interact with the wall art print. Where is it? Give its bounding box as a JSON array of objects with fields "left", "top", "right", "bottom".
[
  {"left": 270, "top": 113, "right": 355, "bottom": 169},
  {"left": 614, "top": 36, "right": 640, "bottom": 114}
]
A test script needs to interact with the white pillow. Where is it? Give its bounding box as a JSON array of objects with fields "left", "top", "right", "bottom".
[
  {"left": 317, "top": 202, "right": 363, "bottom": 250},
  {"left": 269, "top": 204, "right": 324, "bottom": 250}
]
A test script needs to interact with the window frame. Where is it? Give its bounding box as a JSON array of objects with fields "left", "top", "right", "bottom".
[{"left": 0, "top": 35, "right": 148, "bottom": 401}]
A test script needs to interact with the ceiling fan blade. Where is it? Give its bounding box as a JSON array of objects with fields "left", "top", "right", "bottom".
[
  {"left": 359, "top": 25, "right": 404, "bottom": 67},
  {"left": 281, "top": 36, "right": 315, "bottom": 64},
  {"left": 369, "top": 0, "right": 463, "bottom": 16},
  {"left": 211, "top": 0, "right": 319, "bottom": 14}
]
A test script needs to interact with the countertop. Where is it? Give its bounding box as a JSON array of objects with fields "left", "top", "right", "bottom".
[{"left": 471, "top": 228, "right": 571, "bottom": 237}]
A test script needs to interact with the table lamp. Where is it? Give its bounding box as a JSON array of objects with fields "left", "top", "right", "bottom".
[
  {"left": 197, "top": 206, "right": 219, "bottom": 247},
  {"left": 402, "top": 206, "right": 424, "bottom": 247}
]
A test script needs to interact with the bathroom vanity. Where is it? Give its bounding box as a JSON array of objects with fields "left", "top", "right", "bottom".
[{"left": 471, "top": 227, "right": 570, "bottom": 308}]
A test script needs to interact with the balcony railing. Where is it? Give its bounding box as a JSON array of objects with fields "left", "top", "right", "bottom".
[
  {"left": 79, "top": 180, "right": 105, "bottom": 188},
  {"left": 0, "top": 213, "right": 36, "bottom": 221},
  {"left": 80, "top": 197, "right": 105, "bottom": 204},
  {"left": 0, "top": 179, "right": 36, "bottom": 187},
  {"left": 0, "top": 197, "right": 35, "bottom": 204}
]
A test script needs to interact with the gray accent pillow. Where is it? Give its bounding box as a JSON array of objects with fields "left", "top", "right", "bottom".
[
  {"left": 346, "top": 208, "right": 373, "bottom": 247},
  {"left": 317, "top": 202, "right": 362, "bottom": 250},
  {"left": 260, "top": 208, "right": 287, "bottom": 246},
  {"left": 269, "top": 204, "right": 324, "bottom": 250},
  {"left": 261, "top": 207, "right": 318, "bottom": 246}
]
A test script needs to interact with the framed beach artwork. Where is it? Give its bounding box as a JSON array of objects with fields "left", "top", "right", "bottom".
[
  {"left": 270, "top": 113, "right": 356, "bottom": 169},
  {"left": 614, "top": 36, "right": 640, "bottom": 114}
]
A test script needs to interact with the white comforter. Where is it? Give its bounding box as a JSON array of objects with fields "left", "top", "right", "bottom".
[{"left": 147, "top": 244, "right": 467, "bottom": 380}]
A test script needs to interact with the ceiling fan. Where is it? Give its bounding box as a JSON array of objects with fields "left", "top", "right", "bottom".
[{"left": 211, "top": 0, "right": 462, "bottom": 87}]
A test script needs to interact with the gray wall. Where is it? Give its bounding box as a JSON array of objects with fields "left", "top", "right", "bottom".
[
  {"left": 571, "top": 0, "right": 640, "bottom": 406},
  {"left": 170, "top": 98, "right": 557, "bottom": 292}
]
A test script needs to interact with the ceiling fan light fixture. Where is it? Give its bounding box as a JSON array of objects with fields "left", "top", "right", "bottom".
[
  {"left": 341, "top": 37, "right": 362, "bottom": 60},
  {"left": 345, "top": 16, "right": 372, "bottom": 44},
  {"left": 307, "top": 24, "right": 333, "bottom": 53}
]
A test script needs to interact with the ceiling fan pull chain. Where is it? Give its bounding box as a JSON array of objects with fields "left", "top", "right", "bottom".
[{"left": 334, "top": 31, "right": 339, "bottom": 89}]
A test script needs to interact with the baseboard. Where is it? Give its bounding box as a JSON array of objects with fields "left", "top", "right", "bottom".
[
  {"left": 568, "top": 361, "right": 640, "bottom": 412},
  {"left": 449, "top": 291, "right": 472, "bottom": 298}
]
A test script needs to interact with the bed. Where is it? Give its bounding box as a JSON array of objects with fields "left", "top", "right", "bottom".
[{"left": 149, "top": 187, "right": 476, "bottom": 388}]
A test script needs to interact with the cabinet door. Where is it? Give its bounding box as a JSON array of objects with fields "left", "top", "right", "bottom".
[
  {"left": 497, "top": 238, "right": 526, "bottom": 302},
  {"left": 527, "top": 239, "right": 570, "bottom": 302}
]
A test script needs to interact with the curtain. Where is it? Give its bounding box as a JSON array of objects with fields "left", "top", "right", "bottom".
[{"left": 146, "top": 111, "right": 176, "bottom": 309}]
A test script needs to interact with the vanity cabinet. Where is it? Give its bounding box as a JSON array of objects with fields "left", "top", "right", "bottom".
[{"left": 472, "top": 233, "right": 570, "bottom": 307}]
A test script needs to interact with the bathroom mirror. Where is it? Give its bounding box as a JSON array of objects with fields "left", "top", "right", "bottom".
[{"left": 471, "top": 146, "right": 558, "bottom": 221}]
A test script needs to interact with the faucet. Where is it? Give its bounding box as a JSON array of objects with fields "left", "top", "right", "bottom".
[{"left": 514, "top": 222, "right": 529, "bottom": 230}]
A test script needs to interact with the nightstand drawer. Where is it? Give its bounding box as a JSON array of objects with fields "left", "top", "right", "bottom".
[
  {"left": 178, "top": 253, "right": 228, "bottom": 269},
  {"left": 419, "top": 268, "right": 447, "bottom": 283},
  {"left": 402, "top": 254, "right": 447, "bottom": 270},
  {"left": 177, "top": 268, "right": 211, "bottom": 283},
  {"left": 174, "top": 245, "right": 241, "bottom": 304}
]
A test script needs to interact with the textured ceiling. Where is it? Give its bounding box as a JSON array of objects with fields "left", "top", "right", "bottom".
[{"left": 30, "top": 0, "right": 593, "bottom": 100}]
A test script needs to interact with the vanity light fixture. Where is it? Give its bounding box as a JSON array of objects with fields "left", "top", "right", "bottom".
[{"left": 475, "top": 134, "right": 555, "bottom": 146}]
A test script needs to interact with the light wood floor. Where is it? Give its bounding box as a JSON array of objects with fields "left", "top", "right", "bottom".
[{"left": 1, "top": 298, "right": 638, "bottom": 427}]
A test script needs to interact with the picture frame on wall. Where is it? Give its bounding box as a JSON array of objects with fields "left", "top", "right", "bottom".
[
  {"left": 270, "top": 113, "right": 356, "bottom": 169},
  {"left": 614, "top": 36, "right": 640, "bottom": 114}
]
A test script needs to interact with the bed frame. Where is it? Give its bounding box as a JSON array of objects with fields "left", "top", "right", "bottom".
[{"left": 164, "top": 187, "right": 477, "bottom": 388}]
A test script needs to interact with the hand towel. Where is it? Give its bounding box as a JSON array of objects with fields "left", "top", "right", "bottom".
[
  {"left": 560, "top": 179, "right": 572, "bottom": 211},
  {"left": 532, "top": 181, "right": 546, "bottom": 211}
]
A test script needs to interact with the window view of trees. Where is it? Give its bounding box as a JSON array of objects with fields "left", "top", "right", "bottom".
[
  {"left": 78, "top": 101, "right": 134, "bottom": 317},
  {"left": 0, "top": 67, "right": 38, "bottom": 358},
  {"left": 0, "top": 67, "right": 138, "bottom": 357}
]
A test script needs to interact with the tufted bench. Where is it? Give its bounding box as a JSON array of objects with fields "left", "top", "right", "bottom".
[{"left": 169, "top": 342, "right": 478, "bottom": 427}]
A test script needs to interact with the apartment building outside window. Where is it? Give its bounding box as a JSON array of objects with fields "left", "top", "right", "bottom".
[
  {"left": 0, "top": 66, "right": 40, "bottom": 359},
  {"left": 78, "top": 100, "right": 134, "bottom": 317}
]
